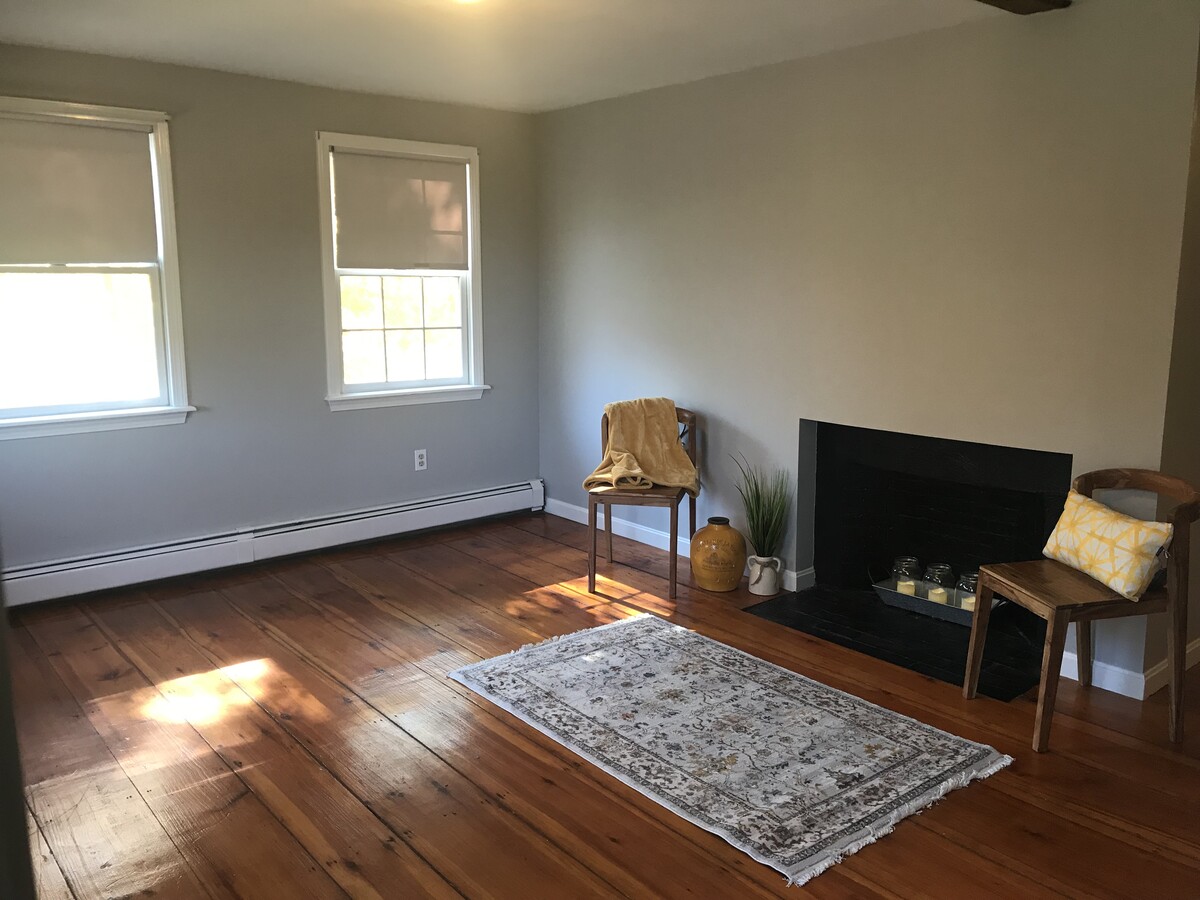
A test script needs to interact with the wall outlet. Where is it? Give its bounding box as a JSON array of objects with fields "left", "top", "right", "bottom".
[{"left": 414, "top": 449, "right": 427, "bottom": 471}]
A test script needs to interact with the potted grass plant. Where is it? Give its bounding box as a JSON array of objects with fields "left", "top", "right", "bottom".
[{"left": 732, "top": 454, "right": 791, "bottom": 596}]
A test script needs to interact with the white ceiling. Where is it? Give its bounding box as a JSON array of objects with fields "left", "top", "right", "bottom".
[{"left": 0, "top": 0, "right": 1003, "bottom": 113}]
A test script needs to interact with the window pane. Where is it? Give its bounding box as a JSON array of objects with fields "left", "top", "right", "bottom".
[
  {"left": 0, "top": 272, "right": 160, "bottom": 411},
  {"left": 342, "top": 330, "right": 385, "bottom": 384},
  {"left": 385, "top": 330, "right": 425, "bottom": 382},
  {"left": 339, "top": 275, "right": 383, "bottom": 329},
  {"left": 423, "top": 276, "right": 461, "bottom": 328},
  {"left": 382, "top": 276, "right": 423, "bottom": 328},
  {"left": 425, "top": 328, "right": 464, "bottom": 380}
]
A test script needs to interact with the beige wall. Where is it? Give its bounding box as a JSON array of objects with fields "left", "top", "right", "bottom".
[
  {"left": 0, "top": 46, "right": 540, "bottom": 568},
  {"left": 537, "top": 0, "right": 1200, "bottom": 672},
  {"left": 1154, "top": 45, "right": 1200, "bottom": 668}
]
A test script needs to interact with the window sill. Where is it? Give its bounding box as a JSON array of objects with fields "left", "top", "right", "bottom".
[
  {"left": 327, "top": 384, "right": 491, "bottom": 411},
  {"left": 0, "top": 405, "right": 195, "bottom": 440}
]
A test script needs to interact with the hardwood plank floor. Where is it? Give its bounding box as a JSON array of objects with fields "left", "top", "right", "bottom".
[{"left": 10, "top": 512, "right": 1200, "bottom": 899}]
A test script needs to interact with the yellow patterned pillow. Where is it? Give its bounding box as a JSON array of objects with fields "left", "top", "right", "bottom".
[{"left": 1043, "top": 490, "right": 1173, "bottom": 600}]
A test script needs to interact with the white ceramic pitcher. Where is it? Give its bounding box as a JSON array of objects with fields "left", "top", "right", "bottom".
[{"left": 747, "top": 555, "right": 782, "bottom": 596}]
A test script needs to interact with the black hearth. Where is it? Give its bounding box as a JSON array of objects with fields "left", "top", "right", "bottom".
[
  {"left": 748, "top": 588, "right": 1048, "bottom": 701},
  {"left": 748, "top": 421, "right": 1074, "bottom": 700}
]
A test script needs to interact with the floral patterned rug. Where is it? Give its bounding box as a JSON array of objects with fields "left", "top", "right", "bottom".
[{"left": 449, "top": 614, "right": 1011, "bottom": 886}]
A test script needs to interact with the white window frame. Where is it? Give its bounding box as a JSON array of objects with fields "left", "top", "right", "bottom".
[
  {"left": 316, "top": 132, "right": 489, "bottom": 411},
  {"left": 0, "top": 97, "right": 192, "bottom": 440}
]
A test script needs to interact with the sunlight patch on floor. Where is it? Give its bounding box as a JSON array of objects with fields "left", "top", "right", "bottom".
[
  {"left": 505, "top": 580, "right": 649, "bottom": 624},
  {"left": 589, "top": 574, "right": 676, "bottom": 617},
  {"left": 138, "top": 657, "right": 331, "bottom": 729},
  {"left": 141, "top": 658, "right": 271, "bottom": 725}
]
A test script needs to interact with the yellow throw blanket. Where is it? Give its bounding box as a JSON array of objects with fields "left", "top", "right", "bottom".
[{"left": 583, "top": 398, "right": 700, "bottom": 497}]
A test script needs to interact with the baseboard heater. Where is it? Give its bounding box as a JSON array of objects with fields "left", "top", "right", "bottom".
[{"left": 2, "top": 479, "right": 545, "bottom": 607}]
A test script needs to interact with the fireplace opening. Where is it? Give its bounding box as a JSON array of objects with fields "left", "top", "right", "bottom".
[
  {"left": 748, "top": 420, "right": 1074, "bottom": 701},
  {"left": 809, "top": 421, "right": 1072, "bottom": 590}
]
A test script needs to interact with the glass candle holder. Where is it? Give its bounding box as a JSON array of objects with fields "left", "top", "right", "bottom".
[
  {"left": 892, "top": 556, "right": 920, "bottom": 595},
  {"left": 923, "top": 563, "right": 953, "bottom": 604},
  {"left": 956, "top": 572, "right": 979, "bottom": 612}
]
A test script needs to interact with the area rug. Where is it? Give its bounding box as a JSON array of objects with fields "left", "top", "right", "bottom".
[{"left": 448, "top": 615, "right": 1011, "bottom": 886}]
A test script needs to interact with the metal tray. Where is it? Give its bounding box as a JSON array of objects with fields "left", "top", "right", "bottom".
[{"left": 872, "top": 578, "right": 993, "bottom": 627}]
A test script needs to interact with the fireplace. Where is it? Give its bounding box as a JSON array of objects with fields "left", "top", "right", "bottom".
[
  {"left": 801, "top": 420, "right": 1073, "bottom": 591},
  {"left": 747, "top": 420, "right": 1075, "bottom": 701}
]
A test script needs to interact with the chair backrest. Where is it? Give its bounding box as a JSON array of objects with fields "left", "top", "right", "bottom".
[
  {"left": 1072, "top": 467, "right": 1200, "bottom": 601},
  {"left": 600, "top": 405, "right": 697, "bottom": 467},
  {"left": 1072, "top": 468, "right": 1200, "bottom": 524}
]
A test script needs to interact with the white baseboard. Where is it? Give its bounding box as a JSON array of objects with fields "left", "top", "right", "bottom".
[
  {"left": 1059, "top": 634, "right": 1200, "bottom": 700},
  {"left": 1059, "top": 650, "right": 1145, "bottom": 700},
  {"left": 2, "top": 480, "right": 545, "bottom": 606},
  {"left": 543, "top": 497, "right": 814, "bottom": 592},
  {"left": 1140, "top": 635, "right": 1200, "bottom": 699}
]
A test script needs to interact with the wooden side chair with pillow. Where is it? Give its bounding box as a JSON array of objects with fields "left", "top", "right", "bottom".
[
  {"left": 963, "top": 468, "right": 1199, "bottom": 752},
  {"left": 587, "top": 407, "right": 698, "bottom": 599}
]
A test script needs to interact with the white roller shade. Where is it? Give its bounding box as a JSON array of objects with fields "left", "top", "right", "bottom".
[
  {"left": 0, "top": 117, "right": 159, "bottom": 265},
  {"left": 332, "top": 149, "right": 468, "bottom": 270}
]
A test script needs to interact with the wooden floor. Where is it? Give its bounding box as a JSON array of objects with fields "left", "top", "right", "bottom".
[{"left": 10, "top": 513, "right": 1200, "bottom": 899}]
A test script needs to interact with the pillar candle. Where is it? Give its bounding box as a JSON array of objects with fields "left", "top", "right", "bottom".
[
  {"left": 927, "top": 587, "right": 948, "bottom": 604},
  {"left": 896, "top": 579, "right": 916, "bottom": 595}
]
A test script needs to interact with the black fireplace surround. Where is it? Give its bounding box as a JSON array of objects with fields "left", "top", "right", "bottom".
[
  {"left": 746, "top": 421, "right": 1075, "bottom": 701},
  {"left": 806, "top": 421, "right": 1073, "bottom": 590}
]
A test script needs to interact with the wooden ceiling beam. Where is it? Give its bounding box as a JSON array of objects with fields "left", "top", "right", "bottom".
[{"left": 974, "top": 0, "right": 1071, "bottom": 14}]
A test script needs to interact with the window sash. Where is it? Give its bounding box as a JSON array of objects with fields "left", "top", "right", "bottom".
[
  {"left": 334, "top": 268, "right": 471, "bottom": 393},
  {"left": 0, "top": 264, "right": 171, "bottom": 419}
]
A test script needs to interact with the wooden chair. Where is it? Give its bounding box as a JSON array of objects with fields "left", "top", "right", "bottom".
[
  {"left": 963, "top": 468, "right": 1199, "bottom": 752},
  {"left": 587, "top": 407, "right": 698, "bottom": 599}
]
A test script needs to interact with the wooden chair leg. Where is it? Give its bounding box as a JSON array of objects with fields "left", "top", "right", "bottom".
[
  {"left": 1075, "top": 620, "right": 1092, "bottom": 688},
  {"left": 587, "top": 496, "right": 597, "bottom": 594},
  {"left": 962, "top": 581, "right": 995, "bottom": 699},
  {"left": 1034, "top": 610, "right": 1070, "bottom": 753},
  {"left": 604, "top": 502, "right": 613, "bottom": 562},
  {"left": 1168, "top": 590, "right": 1188, "bottom": 743},
  {"left": 669, "top": 501, "right": 679, "bottom": 599},
  {"left": 688, "top": 495, "right": 697, "bottom": 537}
]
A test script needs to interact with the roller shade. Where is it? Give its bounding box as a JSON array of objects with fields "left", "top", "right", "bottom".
[
  {"left": 0, "top": 117, "right": 159, "bottom": 265},
  {"left": 332, "top": 148, "right": 468, "bottom": 270}
]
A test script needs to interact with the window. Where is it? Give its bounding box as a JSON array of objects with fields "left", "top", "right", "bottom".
[
  {"left": 316, "top": 132, "right": 488, "bottom": 410},
  {"left": 0, "top": 97, "right": 191, "bottom": 438}
]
